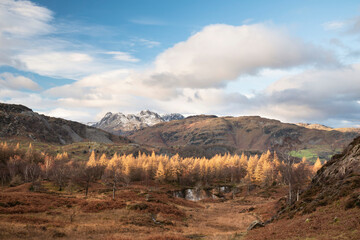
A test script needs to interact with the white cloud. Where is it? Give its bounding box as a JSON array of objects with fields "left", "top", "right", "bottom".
[
  {"left": 105, "top": 51, "right": 139, "bottom": 62},
  {"left": 136, "top": 38, "right": 160, "bottom": 48},
  {"left": 323, "top": 21, "right": 345, "bottom": 30},
  {"left": 323, "top": 16, "right": 360, "bottom": 35},
  {"left": 41, "top": 108, "right": 91, "bottom": 121},
  {"left": 148, "top": 24, "right": 337, "bottom": 88},
  {"left": 0, "top": 0, "right": 52, "bottom": 67},
  {"left": 18, "top": 52, "right": 97, "bottom": 79},
  {"left": 130, "top": 18, "right": 165, "bottom": 26},
  {"left": 0, "top": 72, "right": 40, "bottom": 91},
  {"left": 0, "top": 0, "right": 53, "bottom": 37},
  {"left": 0, "top": 0, "right": 135, "bottom": 79},
  {"left": 248, "top": 64, "right": 360, "bottom": 124}
]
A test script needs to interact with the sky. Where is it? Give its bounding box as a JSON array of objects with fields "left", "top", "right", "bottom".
[{"left": 1, "top": 0, "right": 360, "bottom": 127}]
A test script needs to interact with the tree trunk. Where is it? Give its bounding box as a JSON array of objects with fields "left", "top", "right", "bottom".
[
  {"left": 288, "top": 182, "right": 292, "bottom": 205},
  {"left": 112, "top": 182, "right": 116, "bottom": 200},
  {"left": 85, "top": 181, "right": 89, "bottom": 197},
  {"left": 296, "top": 189, "right": 300, "bottom": 202}
]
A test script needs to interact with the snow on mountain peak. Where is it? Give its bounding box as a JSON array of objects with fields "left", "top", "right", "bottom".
[{"left": 92, "top": 110, "right": 184, "bottom": 135}]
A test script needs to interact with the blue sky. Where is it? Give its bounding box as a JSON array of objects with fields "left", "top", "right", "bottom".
[{"left": 1, "top": 0, "right": 360, "bottom": 127}]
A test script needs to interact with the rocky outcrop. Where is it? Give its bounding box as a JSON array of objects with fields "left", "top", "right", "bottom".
[
  {"left": 289, "top": 136, "right": 360, "bottom": 214},
  {"left": 313, "top": 136, "right": 360, "bottom": 186},
  {"left": 0, "top": 103, "right": 130, "bottom": 145}
]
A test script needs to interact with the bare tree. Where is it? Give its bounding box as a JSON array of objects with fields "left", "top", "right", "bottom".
[
  {"left": 49, "top": 158, "right": 69, "bottom": 191},
  {"left": 81, "top": 164, "right": 100, "bottom": 197},
  {"left": 103, "top": 162, "right": 122, "bottom": 200},
  {"left": 274, "top": 136, "right": 301, "bottom": 205},
  {"left": 24, "top": 162, "right": 41, "bottom": 184},
  {"left": 0, "top": 163, "right": 9, "bottom": 186}
]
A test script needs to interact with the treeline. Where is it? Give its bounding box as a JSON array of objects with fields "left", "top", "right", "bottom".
[{"left": 0, "top": 142, "right": 323, "bottom": 201}]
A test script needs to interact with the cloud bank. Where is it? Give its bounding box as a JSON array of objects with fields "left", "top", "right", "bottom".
[{"left": 149, "top": 24, "right": 337, "bottom": 88}]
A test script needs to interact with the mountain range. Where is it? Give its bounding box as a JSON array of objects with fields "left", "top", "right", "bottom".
[
  {"left": 92, "top": 110, "right": 184, "bottom": 135},
  {"left": 1, "top": 102, "right": 359, "bottom": 160}
]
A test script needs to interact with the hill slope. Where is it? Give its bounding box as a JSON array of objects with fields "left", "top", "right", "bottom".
[
  {"left": 299, "top": 135, "right": 360, "bottom": 212},
  {"left": 245, "top": 136, "right": 360, "bottom": 240},
  {"left": 128, "top": 115, "right": 359, "bottom": 160},
  {"left": 0, "top": 103, "right": 130, "bottom": 145}
]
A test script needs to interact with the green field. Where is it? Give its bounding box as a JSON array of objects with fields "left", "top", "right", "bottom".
[{"left": 290, "top": 145, "right": 341, "bottom": 164}]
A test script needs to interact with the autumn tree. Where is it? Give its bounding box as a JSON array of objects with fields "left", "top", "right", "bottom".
[
  {"left": 102, "top": 153, "right": 123, "bottom": 199},
  {"left": 155, "top": 160, "right": 165, "bottom": 182},
  {"left": 313, "top": 157, "right": 322, "bottom": 173},
  {"left": 49, "top": 156, "right": 70, "bottom": 191},
  {"left": 292, "top": 161, "right": 312, "bottom": 201},
  {"left": 239, "top": 153, "right": 248, "bottom": 181},
  {"left": 82, "top": 151, "right": 101, "bottom": 197},
  {"left": 247, "top": 155, "right": 259, "bottom": 182}
]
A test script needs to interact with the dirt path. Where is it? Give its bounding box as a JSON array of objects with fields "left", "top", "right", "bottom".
[{"left": 180, "top": 194, "right": 282, "bottom": 239}]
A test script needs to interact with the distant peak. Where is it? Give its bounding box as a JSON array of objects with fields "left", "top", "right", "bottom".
[
  {"left": 162, "top": 113, "right": 185, "bottom": 121},
  {"left": 139, "top": 109, "right": 156, "bottom": 115},
  {"left": 297, "top": 123, "right": 333, "bottom": 131},
  {"left": 186, "top": 114, "right": 218, "bottom": 119},
  {"left": 105, "top": 112, "right": 113, "bottom": 117},
  {"left": 94, "top": 110, "right": 184, "bottom": 134}
]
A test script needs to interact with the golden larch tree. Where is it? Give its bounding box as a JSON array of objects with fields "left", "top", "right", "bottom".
[
  {"left": 313, "top": 157, "right": 322, "bottom": 173},
  {"left": 155, "top": 161, "right": 165, "bottom": 182}
]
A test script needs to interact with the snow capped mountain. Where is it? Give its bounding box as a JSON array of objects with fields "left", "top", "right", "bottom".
[
  {"left": 162, "top": 113, "right": 185, "bottom": 122},
  {"left": 92, "top": 110, "right": 184, "bottom": 135}
]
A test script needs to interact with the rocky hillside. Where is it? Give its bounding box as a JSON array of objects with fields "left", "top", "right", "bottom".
[
  {"left": 128, "top": 115, "right": 359, "bottom": 160},
  {"left": 0, "top": 103, "right": 130, "bottom": 145},
  {"left": 297, "top": 136, "right": 360, "bottom": 213},
  {"left": 244, "top": 136, "right": 360, "bottom": 240},
  {"left": 92, "top": 110, "right": 184, "bottom": 135}
]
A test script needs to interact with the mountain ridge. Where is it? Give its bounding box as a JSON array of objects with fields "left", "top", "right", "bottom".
[
  {"left": 296, "top": 122, "right": 360, "bottom": 133},
  {"left": 92, "top": 110, "right": 184, "bottom": 135},
  {"left": 0, "top": 102, "right": 130, "bottom": 145},
  {"left": 127, "top": 115, "right": 360, "bottom": 161}
]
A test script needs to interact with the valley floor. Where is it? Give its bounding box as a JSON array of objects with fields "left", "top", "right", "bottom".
[{"left": 0, "top": 183, "right": 359, "bottom": 240}]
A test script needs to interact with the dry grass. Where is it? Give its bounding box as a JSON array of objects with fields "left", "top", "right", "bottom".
[
  {"left": 0, "top": 181, "right": 275, "bottom": 239},
  {"left": 1, "top": 183, "right": 358, "bottom": 239},
  {"left": 0, "top": 181, "right": 203, "bottom": 239},
  {"left": 244, "top": 199, "right": 360, "bottom": 240}
]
